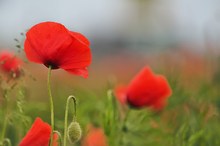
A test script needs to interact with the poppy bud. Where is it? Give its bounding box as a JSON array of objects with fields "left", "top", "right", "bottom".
[{"left": 67, "top": 121, "right": 82, "bottom": 143}]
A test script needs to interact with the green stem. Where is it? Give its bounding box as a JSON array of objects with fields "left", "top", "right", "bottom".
[
  {"left": 0, "top": 115, "right": 7, "bottom": 143},
  {"left": 119, "top": 109, "right": 131, "bottom": 146},
  {"left": 64, "top": 95, "right": 77, "bottom": 146},
  {"left": 47, "top": 66, "right": 54, "bottom": 146},
  {"left": 0, "top": 94, "right": 9, "bottom": 143},
  {"left": 105, "top": 90, "right": 118, "bottom": 146},
  {"left": 122, "top": 109, "right": 131, "bottom": 128}
]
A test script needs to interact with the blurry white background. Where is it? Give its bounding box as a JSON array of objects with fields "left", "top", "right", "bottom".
[{"left": 0, "top": 0, "right": 220, "bottom": 53}]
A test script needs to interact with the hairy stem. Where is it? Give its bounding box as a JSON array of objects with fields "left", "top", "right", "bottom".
[
  {"left": 47, "top": 66, "right": 54, "bottom": 146},
  {"left": 64, "top": 95, "right": 77, "bottom": 146}
]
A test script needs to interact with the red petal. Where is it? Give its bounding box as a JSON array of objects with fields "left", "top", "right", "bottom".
[
  {"left": 82, "top": 126, "right": 108, "bottom": 146},
  {"left": 155, "top": 75, "right": 172, "bottom": 100},
  {"left": 151, "top": 75, "right": 172, "bottom": 110},
  {"left": 57, "top": 37, "right": 92, "bottom": 70},
  {"left": 69, "top": 31, "right": 90, "bottom": 46},
  {"left": 126, "top": 66, "right": 172, "bottom": 109},
  {"left": 152, "top": 100, "right": 166, "bottom": 111},
  {"left": 65, "top": 67, "right": 89, "bottom": 78},
  {"left": 114, "top": 85, "right": 127, "bottom": 105},
  {"left": 25, "top": 22, "right": 72, "bottom": 65},
  {"left": 24, "top": 21, "right": 92, "bottom": 77},
  {"left": 19, "top": 117, "right": 51, "bottom": 146},
  {"left": 0, "top": 51, "right": 22, "bottom": 76},
  {"left": 127, "top": 67, "right": 156, "bottom": 107},
  {"left": 24, "top": 39, "right": 43, "bottom": 63},
  {"left": 52, "top": 133, "right": 59, "bottom": 146}
]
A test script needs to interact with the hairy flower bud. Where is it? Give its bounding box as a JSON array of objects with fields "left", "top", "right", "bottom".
[{"left": 67, "top": 121, "right": 82, "bottom": 143}]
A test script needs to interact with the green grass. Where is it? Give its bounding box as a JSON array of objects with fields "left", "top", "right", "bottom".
[{"left": 1, "top": 55, "right": 220, "bottom": 146}]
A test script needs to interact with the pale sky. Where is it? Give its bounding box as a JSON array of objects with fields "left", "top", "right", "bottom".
[{"left": 0, "top": 0, "right": 219, "bottom": 50}]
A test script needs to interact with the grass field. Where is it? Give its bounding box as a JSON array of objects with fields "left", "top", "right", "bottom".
[{"left": 1, "top": 49, "right": 220, "bottom": 146}]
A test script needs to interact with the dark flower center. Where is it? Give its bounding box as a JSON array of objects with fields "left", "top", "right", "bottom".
[
  {"left": 126, "top": 95, "right": 143, "bottom": 109},
  {"left": 44, "top": 60, "right": 59, "bottom": 69}
]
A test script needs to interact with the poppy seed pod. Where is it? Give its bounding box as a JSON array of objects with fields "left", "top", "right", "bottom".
[{"left": 67, "top": 121, "right": 82, "bottom": 143}]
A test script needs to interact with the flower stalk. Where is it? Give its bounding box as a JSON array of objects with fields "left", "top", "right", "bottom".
[
  {"left": 64, "top": 95, "right": 77, "bottom": 146},
  {"left": 0, "top": 114, "right": 8, "bottom": 143},
  {"left": 47, "top": 66, "right": 55, "bottom": 146},
  {"left": 0, "top": 92, "right": 9, "bottom": 144}
]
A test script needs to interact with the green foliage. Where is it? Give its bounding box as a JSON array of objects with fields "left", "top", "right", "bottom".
[{"left": 1, "top": 57, "right": 220, "bottom": 146}]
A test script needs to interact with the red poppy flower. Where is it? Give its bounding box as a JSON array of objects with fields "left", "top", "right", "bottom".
[
  {"left": 24, "top": 21, "right": 91, "bottom": 78},
  {"left": 0, "top": 51, "right": 22, "bottom": 77},
  {"left": 82, "top": 126, "right": 108, "bottom": 146},
  {"left": 115, "top": 66, "right": 172, "bottom": 110},
  {"left": 19, "top": 117, "right": 59, "bottom": 146}
]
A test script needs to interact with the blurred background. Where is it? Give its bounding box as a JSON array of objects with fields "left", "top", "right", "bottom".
[
  {"left": 0, "top": 0, "right": 220, "bottom": 85},
  {"left": 1, "top": 0, "right": 220, "bottom": 145},
  {"left": 0, "top": 0, "right": 220, "bottom": 53}
]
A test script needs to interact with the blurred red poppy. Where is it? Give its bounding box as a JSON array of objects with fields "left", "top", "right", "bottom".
[
  {"left": 0, "top": 51, "right": 22, "bottom": 77},
  {"left": 115, "top": 66, "right": 172, "bottom": 110},
  {"left": 82, "top": 126, "right": 108, "bottom": 146},
  {"left": 19, "top": 117, "right": 59, "bottom": 146},
  {"left": 24, "top": 21, "right": 92, "bottom": 78}
]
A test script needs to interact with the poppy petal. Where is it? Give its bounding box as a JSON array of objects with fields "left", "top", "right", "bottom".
[
  {"left": 24, "top": 39, "right": 43, "bottom": 63},
  {"left": 127, "top": 67, "right": 157, "bottom": 107},
  {"left": 0, "top": 51, "right": 22, "bottom": 77},
  {"left": 52, "top": 133, "right": 59, "bottom": 146},
  {"left": 114, "top": 85, "right": 127, "bottom": 105},
  {"left": 19, "top": 117, "right": 51, "bottom": 146},
  {"left": 65, "top": 67, "right": 89, "bottom": 78},
  {"left": 82, "top": 126, "right": 108, "bottom": 146},
  {"left": 125, "top": 66, "right": 172, "bottom": 109},
  {"left": 151, "top": 75, "right": 172, "bottom": 109},
  {"left": 69, "top": 31, "right": 90, "bottom": 46},
  {"left": 57, "top": 37, "right": 92, "bottom": 70},
  {"left": 24, "top": 21, "right": 92, "bottom": 77},
  {"left": 25, "top": 22, "right": 72, "bottom": 65}
]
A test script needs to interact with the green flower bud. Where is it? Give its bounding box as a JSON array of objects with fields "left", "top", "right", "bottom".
[{"left": 67, "top": 121, "right": 82, "bottom": 143}]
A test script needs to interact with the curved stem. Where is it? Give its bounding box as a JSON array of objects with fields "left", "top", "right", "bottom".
[
  {"left": 63, "top": 95, "right": 77, "bottom": 146},
  {"left": 47, "top": 66, "right": 54, "bottom": 146}
]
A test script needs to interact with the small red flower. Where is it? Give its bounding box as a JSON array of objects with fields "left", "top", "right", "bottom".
[
  {"left": 0, "top": 51, "right": 22, "bottom": 77},
  {"left": 82, "top": 126, "right": 108, "bottom": 146},
  {"left": 24, "top": 21, "right": 92, "bottom": 78},
  {"left": 19, "top": 117, "right": 59, "bottom": 146},
  {"left": 115, "top": 66, "right": 172, "bottom": 110}
]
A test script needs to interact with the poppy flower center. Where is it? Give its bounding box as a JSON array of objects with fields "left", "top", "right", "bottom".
[
  {"left": 126, "top": 95, "right": 145, "bottom": 109},
  {"left": 44, "top": 60, "right": 59, "bottom": 69}
]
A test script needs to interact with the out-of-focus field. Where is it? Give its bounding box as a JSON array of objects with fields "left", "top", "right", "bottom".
[
  {"left": 0, "top": 0, "right": 220, "bottom": 145},
  {"left": 1, "top": 48, "right": 220, "bottom": 146}
]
